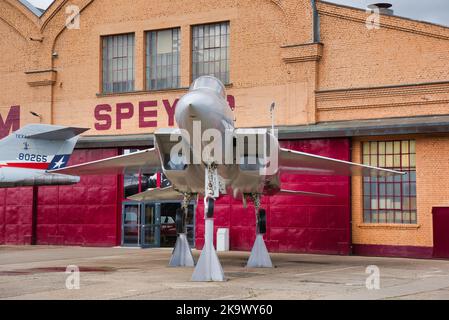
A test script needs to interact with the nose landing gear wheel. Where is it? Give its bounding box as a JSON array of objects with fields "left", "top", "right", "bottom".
[
  {"left": 175, "top": 208, "right": 186, "bottom": 234},
  {"left": 206, "top": 198, "right": 215, "bottom": 218},
  {"left": 191, "top": 165, "right": 225, "bottom": 282},
  {"left": 257, "top": 209, "right": 267, "bottom": 235}
]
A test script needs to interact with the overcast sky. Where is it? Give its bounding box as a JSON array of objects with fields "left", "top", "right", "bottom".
[
  {"left": 27, "top": 0, "right": 449, "bottom": 26},
  {"left": 28, "top": 0, "right": 52, "bottom": 10}
]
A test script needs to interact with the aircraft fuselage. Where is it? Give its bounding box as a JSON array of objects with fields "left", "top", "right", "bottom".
[{"left": 159, "top": 76, "right": 280, "bottom": 197}]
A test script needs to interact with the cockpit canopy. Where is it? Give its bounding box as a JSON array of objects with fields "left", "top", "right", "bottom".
[{"left": 190, "top": 76, "right": 226, "bottom": 99}]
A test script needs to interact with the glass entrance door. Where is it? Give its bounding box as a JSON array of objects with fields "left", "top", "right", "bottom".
[
  {"left": 141, "top": 203, "right": 160, "bottom": 248},
  {"left": 123, "top": 203, "right": 141, "bottom": 247},
  {"left": 122, "top": 201, "right": 194, "bottom": 248}
]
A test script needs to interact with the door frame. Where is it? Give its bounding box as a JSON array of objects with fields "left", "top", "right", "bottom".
[
  {"left": 121, "top": 202, "right": 143, "bottom": 248},
  {"left": 121, "top": 200, "right": 196, "bottom": 248},
  {"left": 140, "top": 202, "right": 161, "bottom": 248}
]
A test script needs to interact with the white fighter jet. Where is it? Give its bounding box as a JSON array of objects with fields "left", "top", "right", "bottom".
[
  {"left": 0, "top": 124, "right": 88, "bottom": 188},
  {"left": 51, "top": 76, "right": 405, "bottom": 282}
]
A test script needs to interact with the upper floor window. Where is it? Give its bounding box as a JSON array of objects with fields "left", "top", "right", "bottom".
[
  {"left": 192, "top": 22, "right": 230, "bottom": 85},
  {"left": 146, "top": 28, "right": 181, "bottom": 90},
  {"left": 362, "top": 140, "right": 417, "bottom": 224},
  {"left": 102, "top": 33, "right": 135, "bottom": 93}
]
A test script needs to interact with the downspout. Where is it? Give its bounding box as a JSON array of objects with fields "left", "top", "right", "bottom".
[{"left": 311, "top": 0, "right": 321, "bottom": 43}]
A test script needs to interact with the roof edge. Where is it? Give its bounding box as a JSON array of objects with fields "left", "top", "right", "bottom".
[
  {"left": 319, "top": 0, "right": 449, "bottom": 32},
  {"left": 18, "top": 0, "right": 43, "bottom": 17}
]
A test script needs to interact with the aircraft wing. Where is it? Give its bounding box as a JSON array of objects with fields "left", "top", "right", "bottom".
[
  {"left": 128, "top": 186, "right": 184, "bottom": 202},
  {"left": 279, "top": 148, "right": 405, "bottom": 177},
  {"left": 276, "top": 189, "right": 334, "bottom": 197},
  {"left": 49, "top": 148, "right": 162, "bottom": 175}
]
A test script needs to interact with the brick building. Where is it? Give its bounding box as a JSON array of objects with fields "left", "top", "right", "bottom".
[{"left": 1, "top": 0, "right": 449, "bottom": 258}]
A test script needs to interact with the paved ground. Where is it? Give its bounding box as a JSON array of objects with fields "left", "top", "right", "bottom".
[{"left": 1, "top": 246, "right": 449, "bottom": 300}]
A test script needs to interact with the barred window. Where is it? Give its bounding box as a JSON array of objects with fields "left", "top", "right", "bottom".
[
  {"left": 146, "top": 28, "right": 181, "bottom": 90},
  {"left": 192, "top": 22, "right": 230, "bottom": 84},
  {"left": 102, "top": 33, "right": 135, "bottom": 93},
  {"left": 362, "top": 140, "right": 417, "bottom": 224}
]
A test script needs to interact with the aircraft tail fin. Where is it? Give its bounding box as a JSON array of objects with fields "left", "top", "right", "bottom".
[
  {"left": 26, "top": 126, "right": 89, "bottom": 140},
  {"left": 0, "top": 124, "right": 89, "bottom": 171}
]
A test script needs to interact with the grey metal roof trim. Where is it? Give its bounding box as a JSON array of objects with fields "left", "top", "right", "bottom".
[
  {"left": 277, "top": 115, "right": 449, "bottom": 140},
  {"left": 74, "top": 115, "right": 449, "bottom": 149}
]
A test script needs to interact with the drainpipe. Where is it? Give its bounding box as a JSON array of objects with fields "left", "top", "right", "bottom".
[{"left": 311, "top": 0, "right": 321, "bottom": 43}]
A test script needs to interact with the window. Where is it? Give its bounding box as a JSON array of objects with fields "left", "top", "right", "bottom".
[
  {"left": 102, "top": 33, "right": 135, "bottom": 93},
  {"left": 146, "top": 28, "right": 181, "bottom": 90},
  {"left": 362, "top": 140, "right": 417, "bottom": 224},
  {"left": 192, "top": 22, "right": 230, "bottom": 84}
]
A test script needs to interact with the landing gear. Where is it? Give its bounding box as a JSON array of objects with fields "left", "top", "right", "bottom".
[
  {"left": 191, "top": 165, "right": 225, "bottom": 282},
  {"left": 169, "top": 194, "right": 195, "bottom": 268},
  {"left": 257, "top": 209, "right": 267, "bottom": 235},
  {"left": 206, "top": 198, "right": 214, "bottom": 218},
  {"left": 247, "top": 194, "right": 273, "bottom": 268}
]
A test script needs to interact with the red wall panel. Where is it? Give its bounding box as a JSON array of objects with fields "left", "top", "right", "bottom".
[
  {"left": 36, "top": 149, "right": 120, "bottom": 247},
  {"left": 2, "top": 139, "right": 350, "bottom": 253},
  {"left": 0, "top": 187, "right": 33, "bottom": 245},
  {"left": 195, "top": 138, "right": 351, "bottom": 255},
  {"left": 433, "top": 207, "right": 449, "bottom": 258},
  {"left": 0, "top": 189, "right": 4, "bottom": 244}
]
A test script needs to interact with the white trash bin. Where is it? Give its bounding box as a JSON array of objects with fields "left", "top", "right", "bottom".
[{"left": 217, "top": 228, "right": 230, "bottom": 252}]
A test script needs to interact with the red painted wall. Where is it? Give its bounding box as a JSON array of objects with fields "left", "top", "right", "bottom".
[
  {"left": 0, "top": 187, "right": 33, "bottom": 245},
  {"left": 35, "top": 149, "right": 120, "bottom": 247},
  {"left": 195, "top": 138, "right": 352, "bottom": 255},
  {"left": 433, "top": 207, "right": 449, "bottom": 259},
  {"left": 0, "top": 149, "right": 120, "bottom": 247},
  {"left": 2, "top": 139, "right": 350, "bottom": 254}
]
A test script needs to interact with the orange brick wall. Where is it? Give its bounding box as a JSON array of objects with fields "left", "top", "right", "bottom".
[
  {"left": 318, "top": 4, "right": 449, "bottom": 90},
  {"left": 1, "top": 0, "right": 318, "bottom": 133},
  {"left": 2, "top": 0, "right": 449, "bottom": 130},
  {"left": 352, "top": 135, "right": 449, "bottom": 247},
  {"left": 316, "top": 2, "right": 449, "bottom": 123}
]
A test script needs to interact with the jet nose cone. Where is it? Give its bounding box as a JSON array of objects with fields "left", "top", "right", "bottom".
[
  {"left": 175, "top": 92, "right": 209, "bottom": 124},
  {"left": 187, "top": 103, "right": 201, "bottom": 119}
]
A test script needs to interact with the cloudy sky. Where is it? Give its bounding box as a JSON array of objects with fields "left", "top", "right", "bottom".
[
  {"left": 27, "top": 0, "right": 449, "bottom": 26},
  {"left": 28, "top": 0, "right": 53, "bottom": 10}
]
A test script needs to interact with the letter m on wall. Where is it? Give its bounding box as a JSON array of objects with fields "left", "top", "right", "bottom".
[{"left": 0, "top": 106, "right": 20, "bottom": 139}]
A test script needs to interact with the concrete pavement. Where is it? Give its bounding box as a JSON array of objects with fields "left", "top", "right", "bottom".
[{"left": 1, "top": 246, "right": 449, "bottom": 300}]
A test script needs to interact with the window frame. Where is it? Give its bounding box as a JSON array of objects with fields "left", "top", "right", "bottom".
[
  {"left": 100, "top": 32, "right": 136, "bottom": 94},
  {"left": 361, "top": 140, "right": 417, "bottom": 225},
  {"left": 145, "top": 27, "right": 182, "bottom": 91},
  {"left": 191, "top": 21, "right": 230, "bottom": 85}
]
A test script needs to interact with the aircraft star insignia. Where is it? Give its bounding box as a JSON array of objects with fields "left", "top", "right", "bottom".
[{"left": 53, "top": 157, "right": 66, "bottom": 169}]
